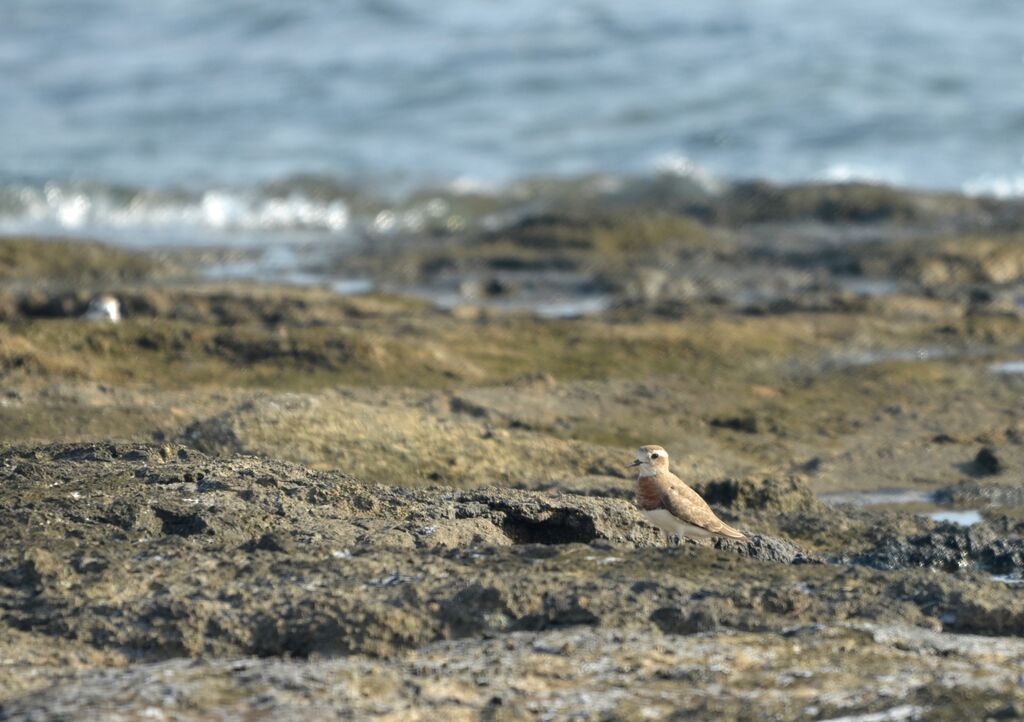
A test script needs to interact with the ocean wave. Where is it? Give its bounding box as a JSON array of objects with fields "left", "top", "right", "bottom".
[
  {"left": 818, "top": 163, "right": 905, "bottom": 186},
  {"left": 0, "top": 171, "right": 721, "bottom": 243},
  {"left": 0, "top": 179, "right": 500, "bottom": 240},
  {"left": 0, "top": 182, "right": 352, "bottom": 236},
  {"left": 962, "top": 174, "right": 1024, "bottom": 199},
  {"left": 13, "top": 161, "right": 1013, "bottom": 249},
  {"left": 7, "top": 1, "right": 1024, "bottom": 202},
  {"left": 649, "top": 152, "right": 723, "bottom": 192}
]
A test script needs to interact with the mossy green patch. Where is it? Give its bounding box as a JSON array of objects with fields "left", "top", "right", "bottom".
[
  {"left": 0, "top": 313, "right": 855, "bottom": 391},
  {"left": 0, "top": 236, "right": 171, "bottom": 283},
  {"left": 483, "top": 212, "right": 717, "bottom": 255},
  {"left": 370, "top": 211, "right": 724, "bottom": 283},
  {"left": 853, "top": 231, "right": 1024, "bottom": 286},
  {"left": 706, "top": 181, "right": 997, "bottom": 225},
  {"left": 0, "top": 306, "right": 978, "bottom": 402}
]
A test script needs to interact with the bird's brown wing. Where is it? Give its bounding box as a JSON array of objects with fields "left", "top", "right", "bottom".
[{"left": 658, "top": 473, "right": 746, "bottom": 540}]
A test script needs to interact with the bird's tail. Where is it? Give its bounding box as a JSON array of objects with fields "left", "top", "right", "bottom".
[{"left": 718, "top": 524, "right": 747, "bottom": 541}]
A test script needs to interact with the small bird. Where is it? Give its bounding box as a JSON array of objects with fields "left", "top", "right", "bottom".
[
  {"left": 629, "top": 444, "right": 746, "bottom": 542},
  {"left": 83, "top": 293, "right": 121, "bottom": 322}
]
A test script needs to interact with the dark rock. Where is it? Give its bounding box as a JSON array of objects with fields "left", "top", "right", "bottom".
[
  {"left": 798, "top": 457, "right": 822, "bottom": 473},
  {"left": 441, "top": 583, "right": 513, "bottom": 636},
  {"left": 973, "top": 447, "right": 1002, "bottom": 476},
  {"left": 650, "top": 603, "right": 722, "bottom": 634},
  {"left": 851, "top": 522, "right": 1024, "bottom": 574},
  {"left": 249, "top": 532, "right": 299, "bottom": 554},
  {"left": 483, "top": 277, "right": 512, "bottom": 297},
  {"left": 709, "top": 414, "right": 759, "bottom": 434},
  {"left": 697, "top": 475, "right": 822, "bottom": 514},
  {"left": 449, "top": 394, "right": 491, "bottom": 418},
  {"left": 20, "top": 548, "right": 73, "bottom": 590},
  {"left": 934, "top": 481, "right": 1024, "bottom": 508},
  {"left": 153, "top": 507, "right": 209, "bottom": 537},
  {"left": 715, "top": 534, "right": 823, "bottom": 565},
  {"left": 452, "top": 489, "right": 658, "bottom": 546}
]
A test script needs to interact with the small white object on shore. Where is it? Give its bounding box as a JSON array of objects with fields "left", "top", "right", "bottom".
[{"left": 83, "top": 293, "right": 121, "bottom": 322}]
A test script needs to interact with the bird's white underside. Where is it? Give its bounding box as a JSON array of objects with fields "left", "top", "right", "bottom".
[{"left": 642, "top": 509, "right": 713, "bottom": 539}]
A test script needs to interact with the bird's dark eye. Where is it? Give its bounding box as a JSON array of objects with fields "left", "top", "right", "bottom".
[{"left": 650, "top": 453, "right": 659, "bottom": 459}]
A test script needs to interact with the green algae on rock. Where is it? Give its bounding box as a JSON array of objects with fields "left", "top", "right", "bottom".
[{"left": 0, "top": 236, "right": 175, "bottom": 283}]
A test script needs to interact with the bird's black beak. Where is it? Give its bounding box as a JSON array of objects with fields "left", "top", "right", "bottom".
[{"left": 626, "top": 460, "right": 642, "bottom": 468}]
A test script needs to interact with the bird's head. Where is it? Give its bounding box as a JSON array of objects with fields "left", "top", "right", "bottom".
[{"left": 627, "top": 445, "right": 669, "bottom": 476}]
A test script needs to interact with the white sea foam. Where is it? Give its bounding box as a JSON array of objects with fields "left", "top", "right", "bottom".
[
  {"left": 650, "top": 152, "right": 722, "bottom": 191},
  {"left": 820, "top": 163, "right": 903, "bottom": 186},
  {"left": 963, "top": 174, "right": 1024, "bottom": 199},
  {"left": 0, "top": 183, "right": 350, "bottom": 235},
  {"left": 446, "top": 176, "right": 500, "bottom": 196}
]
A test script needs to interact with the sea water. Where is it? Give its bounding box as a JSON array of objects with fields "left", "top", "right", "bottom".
[{"left": 3, "top": 0, "right": 1024, "bottom": 245}]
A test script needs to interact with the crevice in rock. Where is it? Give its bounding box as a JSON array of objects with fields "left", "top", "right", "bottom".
[
  {"left": 153, "top": 508, "right": 208, "bottom": 537},
  {"left": 498, "top": 509, "right": 598, "bottom": 545}
]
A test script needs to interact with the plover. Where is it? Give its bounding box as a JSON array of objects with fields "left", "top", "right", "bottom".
[
  {"left": 83, "top": 293, "right": 121, "bottom": 322},
  {"left": 629, "top": 444, "right": 746, "bottom": 541}
]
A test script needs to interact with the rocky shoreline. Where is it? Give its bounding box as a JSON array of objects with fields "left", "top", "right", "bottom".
[
  {"left": 2, "top": 182, "right": 1024, "bottom": 720},
  {"left": 1, "top": 443, "right": 1022, "bottom": 719}
]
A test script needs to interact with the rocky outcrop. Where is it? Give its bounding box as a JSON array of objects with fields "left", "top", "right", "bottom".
[{"left": 1, "top": 443, "right": 1020, "bottom": 675}]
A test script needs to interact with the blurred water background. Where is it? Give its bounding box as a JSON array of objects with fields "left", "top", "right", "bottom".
[{"left": 3, "top": 0, "right": 1023, "bottom": 246}]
